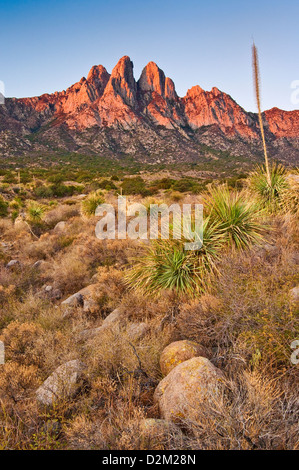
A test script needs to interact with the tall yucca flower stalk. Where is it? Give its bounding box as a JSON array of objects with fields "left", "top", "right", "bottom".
[{"left": 252, "top": 43, "right": 271, "bottom": 185}]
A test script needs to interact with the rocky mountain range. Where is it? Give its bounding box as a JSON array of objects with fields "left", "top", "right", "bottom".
[{"left": 0, "top": 56, "right": 298, "bottom": 165}]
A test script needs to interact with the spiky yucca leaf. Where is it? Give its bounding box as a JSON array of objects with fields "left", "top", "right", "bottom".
[
  {"left": 249, "top": 163, "right": 289, "bottom": 211},
  {"left": 204, "top": 184, "right": 266, "bottom": 249},
  {"left": 81, "top": 191, "right": 105, "bottom": 217},
  {"left": 26, "top": 201, "right": 45, "bottom": 224},
  {"left": 125, "top": 218, "right": 224, "bottom": 297}
]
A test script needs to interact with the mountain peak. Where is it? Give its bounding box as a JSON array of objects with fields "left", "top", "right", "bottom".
[
  {"left": 104, "top": 56, "right": 137, "bottom": 107},
  {"left": 138, "top": 61, "right": 177, "bottom": 100},
  {"left": 1, "top": 56, "right": 298, "bottom": 164}
]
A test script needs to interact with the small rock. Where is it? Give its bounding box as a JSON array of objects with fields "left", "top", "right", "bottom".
[
  {"left": 77, "top": 308, "right": 126, "bottom": 341},
  {"left": 6, "top": 260, "right": 21, "bottom": 269},
  {"left": 83, "top": 297, "right": 99, "bottom": 314},
  {"left": 154, "top": 357, "right": 225, "bottom": 423},
  {"left": 160, "top": 340, "right": 207, "bottom": 376},
  {"left": 36, "top": 359, "right": 85, "bottom": 406},
  {"left": 77, "top": 326, "right": 103, "bottom": 341},
  {"left": 126, "top": 322, "right": 150, "bottom": 341},
  {"left": 51, "top": 288, "right": 63, "bottom": 301},
  {"left": 101, "top": 308, "right": 123, "bottom": 328},
  {"left": 53, "top": 221, "right": 66, "bottom": 232},
  {"left": 62, "top": 292, "right": 84, "bottom": 308},
  {"left": 32, "top": 260, "right": 44, "bottom": 269},
  {"left": 61, "top": 285, "right": 100, "bottom": 317},
  {"left": 290, "top": 286, "right": 299, "bottom": 303}
]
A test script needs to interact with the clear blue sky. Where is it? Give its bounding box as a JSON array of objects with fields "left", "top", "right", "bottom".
[{"left": 1, "top": 0, "right": 298, "bottom": 111}]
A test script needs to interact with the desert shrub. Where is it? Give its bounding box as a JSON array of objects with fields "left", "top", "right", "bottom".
[
  {"left": 225, "top": 174, "right": 247, "bottom": 190},
  {"left": 172, "top": 178, "right": 199, "bottom": 194},
  {"left": 280, "top": 173, "right": 299, "bottom": 215},
  {"left": 176, "top": 240, "right": 299, "bottom": 370},
  {"left": 184, "top": 370, "right": 298, "bottom": 450},
  {"left": 34, "top": 185, "right": 53, "bottom": 198},
  {"left": 92, "top": 267, "right": 127, "bottom": 314},
  {"left": 50, "top": 184, "right": 83, "bottom": 198},
  {"left": 0, "top": 362, "right": 41, "bottom": 402},
  {"left": 153, "top": 177, "right": 175, "bottom": 190},
  {"left": 0, "top": 196, "right": 8, "bottom": 217},
  {"left": 111, "top": 175, "right": 119, "bottom": 181},
  {"left": 0, "top": 321, "right": 45, "bottom": 366},
  {"left": 126, "top": 218, "right": 224, "bottom": 296},
  {"left": 121, "top": 177, "right": 150, "bottom": 197},
  {"left": 204, "top": 184, "right": 267, "bottom": 249},
  {"left": 47, "top": 174, "right": 65, "bottom": 184},
  {"left": 249, "top": 163, "right": 289, "bottom": 211},
  {"left": 2, "top": 172, "right": 17, "bottom": 184},
  {"left": 43, "top": 204, "right": 80, "bottom": 228},
  {"left": 165, "top": 190, "right": 183, "bottom": 202},
  {"left": 81, "top": 191, "right": 104, "bottom": 216},
  {"left": 98, "top": 179, "right": 117, "bottom": 190}
]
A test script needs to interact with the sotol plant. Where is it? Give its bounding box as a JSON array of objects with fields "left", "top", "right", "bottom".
[
  {"left": 249, "top": 163, "right": 289, "bottom": 211},
  {"left": 81, "top": 191, "right": 105, "bottom": 217},
  {"left": 26, "top": 201, "right": 45, "bottom": 224},
  {"left": 126, "top": 218, "right": 224, "bottom": 297},
  {"left": 251, "top": 44, "right": 288, "bottom": 209},
  {"left": 204, "top": 184, "right": 267, "bottom": 249}
]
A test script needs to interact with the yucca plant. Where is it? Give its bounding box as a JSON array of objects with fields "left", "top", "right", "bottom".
[
  {"left": 126, "top": 218, "right": 224, "bottom": 297},
  {"left": 249, "top": 163, "right": 289, "bottom": 211},
  {"left": 26, "top": 201, "right": 45, "bottom": 224},
  {"left": 252, "top": 43, "right": 271, "bottom": 185},
  {"left": 251, "top": 44, "right": 290, "bottom": 213},
  {"left": 204, "top": 184, "right": 266, "bottom": 249},
  {"left": 81, "top": 191, "right": 104, "bottom": 217}
]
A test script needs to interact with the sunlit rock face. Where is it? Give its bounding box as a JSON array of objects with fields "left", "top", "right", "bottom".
[{"left": 0, "top": 56, "right": 298, "bottom": 163}]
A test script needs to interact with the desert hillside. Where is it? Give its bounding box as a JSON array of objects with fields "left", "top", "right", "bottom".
[{"left": 0, "top": 166, "right": 298, "bottom": 450}]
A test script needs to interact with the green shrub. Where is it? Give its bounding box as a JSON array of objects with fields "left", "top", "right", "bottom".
[
  {"left": 81, "top": 191, "right": 105, "bottom": 216},
  {"left": 34, "top": 185, "right": 54, "bottom": 199},
  {"left": 172, "top": 179, "right": 199, "bottom": 193},
  {"left": 121, "top": 177, "right": 150, "bottom": 197},
  {"left": 0, "top": 197, "right": 8, "bottom": 217},
  {"left": 98, "top": 179, "right": 117, "bottom": 190}
]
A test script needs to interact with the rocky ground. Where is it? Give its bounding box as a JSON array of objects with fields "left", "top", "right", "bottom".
[{"left": 0, "top": 170, "right": 298, "bottom": 450}]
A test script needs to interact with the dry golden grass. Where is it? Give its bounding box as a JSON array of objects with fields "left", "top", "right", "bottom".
[{"left": 0, "top": 184, "right": 298, "bottom": 450}]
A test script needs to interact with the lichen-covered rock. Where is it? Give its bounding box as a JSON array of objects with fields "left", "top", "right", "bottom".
[
  {"left": 36, "top": 359, "right": 85, "bottom": 406},
  {"left": 154, "top": 356, "right": 224, "bottom": 423},
  {"left": 160, "top": 340, "right": 207, "bottom": 376}
]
